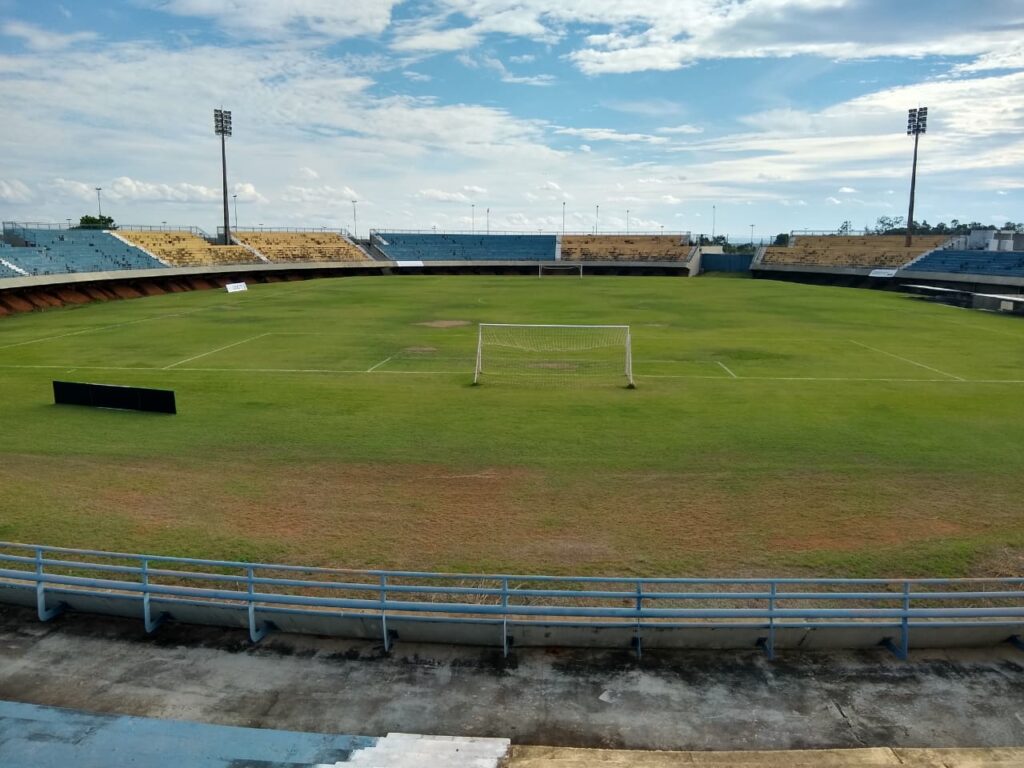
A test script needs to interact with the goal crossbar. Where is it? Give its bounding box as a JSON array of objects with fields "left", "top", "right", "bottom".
[{"left": 473, "top": 323, "right": 634, "bottom": 387}]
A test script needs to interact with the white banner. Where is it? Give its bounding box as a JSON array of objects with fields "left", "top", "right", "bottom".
[
  {"left": 868, "top": 269, "right": 898, "bottom": 278},
  {"left": 225, "top": 282, "right": 248, "bottom": 293}
]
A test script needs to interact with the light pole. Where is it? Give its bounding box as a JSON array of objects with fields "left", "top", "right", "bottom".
[
  {"left": 65, "top": 218, "right": 71, "bottom": 228},
  {"left": 214, "top": 108, "right": 233, "bottom": 245},
  {"left": 486, "top": 207, "right": 490, "bottom": 235},
  {"left": 626, "top": 209, "right": 630, "bottom": 235},
  {"left": 750, "top": 224, "right": 755, "bottom": 246},
  {"left": 712, "top": 204, "right": 716, "bottom": 240},
  {"left": 95, "top": 187, "right": 102, "bottom": 219},
  {"left": 905, "top": 106, "right": 928, "bottom": 247},
  {"left": 233, "top": 194, "right": 238, "bottom": 230},
  {"left": 352, "top": 199, "right": 358, "bottom": 238},
  {"left": 595, "top": 204, "right": 599, "bottom": 234},
  {"left": 471, "top": 203, "right": 475, "bottom": 233},
  {"left": 562, "top": 201, "right": 566, "bottom": 235}
]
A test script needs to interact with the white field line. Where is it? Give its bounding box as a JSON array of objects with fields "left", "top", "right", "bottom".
[
  {"left": 716, "top": 361, "right": 738, "bottom": 378},
  {"left": 0, "top": 307, "right": 211, "bottom": 351},
  {"left": 6, "top": 364, "right": 1024, "bottom": 384},
  {"left": 366, "top": 355, "right": 396, "bottom": 373},
  {"left": 848, "top": 340, "right": 964, "bottom": 381},
  {"left": 162, "top": 333, "right": 271, "bottom": 370}
]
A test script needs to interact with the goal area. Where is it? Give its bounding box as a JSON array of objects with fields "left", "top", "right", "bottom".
[
  {"left": 473, "top": 323, "right": 634, "bottom": 387},
  {"left": 539, "top": 263, "right": 583, "bottom": 278}
]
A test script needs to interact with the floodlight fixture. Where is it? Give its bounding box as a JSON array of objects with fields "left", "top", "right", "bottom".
[
  {"left": 214, "top": 108, "right": 233, "bottom": 244},
  {"left": 905, "top": 106, "right": 929, "bottom": 247}
]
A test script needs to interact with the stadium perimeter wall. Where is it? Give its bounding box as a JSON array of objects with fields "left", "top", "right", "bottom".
[{"left": 0, "top": 260, "right": 691, "bottom": 314}]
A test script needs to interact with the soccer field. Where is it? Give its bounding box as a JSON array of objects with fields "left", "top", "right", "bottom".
[{"left": 2, "top": 275, "right": 1024, "bottom": 577}]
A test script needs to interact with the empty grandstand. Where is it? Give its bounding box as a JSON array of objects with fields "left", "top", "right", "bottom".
[
  {"left": 1, "top": 224, "right": 163, "bottom": 276},
  {"left": 118, "top": 228, "right": 259, "bottom": 267},
  {"left": 560, "top": 234, "right": 691, "bottom": 261},
  {"left": 372, "top": 232, "right": 556, "bottom": 261},
  {"left": 232, "top": 229, "right": 368, "bottom": 262},
  {"left": 761, "top": 234, "right": 949, "bottom": 269},
  {"left": 906, "top": 249, "right": 1024, "bottom": 277}
]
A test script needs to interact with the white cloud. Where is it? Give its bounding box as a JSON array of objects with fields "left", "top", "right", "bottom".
[
  {"left": 554, "top": 127, "right": 668, "bottom": 144},
  {"left": 1, "top": 20, "right": 96, "bottom": 51},
  {"left": 416, "top": 188, "right": 471, "bottom": 203},
  {"left": 281, "top": 184, "right": 358, "bottom": 204},
  {"left": 152, "top": 0, "right": 399, "bottom": 40},
  {"left": 298, "top": 167, "right": 320, "bottom": 181},
  {"left": 661, "top": 194, "right": 682, "bottom": 204},
  {"left": 579, "top": 144, "right": 592, "bottom": 153},
  {"left": 402, "top": 70, "right": 432, "bottom": 82},
  {"left": 456, "top": 53, "right": 554, "bottom": 86},
  {"left": 826, "top": 196, "right": 842, "bottom": 205},
  {"left": 0, "top": 179, "right": 34, "bottom": 204},
  {"left": 838, "top": 186, "right": 857, "bottom": 193},
  {"left": 658, "top": 124, "right": 704, "bottom": 135}
]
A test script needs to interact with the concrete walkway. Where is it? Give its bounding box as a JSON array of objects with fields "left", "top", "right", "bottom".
[
  {"left": 1, "top": 605, "right": 1023, "bottom": 751},
  {"left": 509, "top": 746, "right": 1024, "bottom": 766}
]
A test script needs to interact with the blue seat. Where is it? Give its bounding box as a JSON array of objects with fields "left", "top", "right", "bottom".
[
  {"left": 911, "top": 249, "right": 1024, "bottom": 277},
  {"left": 4, "top": 227, "right": 165, "bottom": 276},
  {"left": 374, "top": 233, "right": 556, "bottom": 261}
]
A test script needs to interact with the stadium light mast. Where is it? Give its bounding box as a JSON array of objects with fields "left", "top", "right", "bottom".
[
  {"left": 233, "top": 194, "right": 238, "bottom": 230},
  {"left": 562, "top": 201, "right": 565, "bottom": 235},
  {"left": 626, "top": 209, "right": 630, "bottom": 235},
  {"left": 486, "top": 207, "right": 490, "bottom": 235},
  {"left": 95, "top": 187, "right": 102, "bottom": 219},
  {"left": 595, "top": 204, "right": 599, "bottom": 234},
  {"left": 214, "top": 108, "right": 232, "bottom": 245},
  {"left": 351, "top": 199, "right": 357, "bottom": 238},
  {"left": 471, "top": 203, "right": 475, "bottom": 233},
  {"left": 905, "top": 106, "right": 928, "bottom": 247}
]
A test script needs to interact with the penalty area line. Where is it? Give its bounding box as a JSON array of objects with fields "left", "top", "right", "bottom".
[
  {"left": 716, "top": 361, "right": 738, "bottom": 378},
  {"left": 162, "top": 333, "right": 271, "bottom": 370},
  {"left": 366, "top": 355, "right": 396, "bottom": 373},
  {"left": 848, "top": 340, "right": 964, "bottom": 381}
]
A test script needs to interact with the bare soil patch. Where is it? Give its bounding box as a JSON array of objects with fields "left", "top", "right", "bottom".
[
  {"left": 529, "top": 362, "right": 577, "bottom": 370},
  {"left": 416, "top": 320, "right": 470, "bottom": 328}
]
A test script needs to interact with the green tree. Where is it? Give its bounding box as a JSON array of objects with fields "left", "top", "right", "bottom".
[
  {"left": 76, "top": 215, "right": 116, "bottom": 230},
  {"left": 773, "top": 233, "right": 789, "bottom": 246}
]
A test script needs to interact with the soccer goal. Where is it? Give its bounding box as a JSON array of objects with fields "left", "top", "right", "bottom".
[
  {"left": 539, "top": 263, "right": 583, "bottom": 278},
  {"left": 473, "top": 323, "right": 634, "bottom": 387}
]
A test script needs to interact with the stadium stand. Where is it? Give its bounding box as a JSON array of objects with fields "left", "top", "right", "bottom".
[
  {"left": 761, "top": 235, "right": 949, "bottom": 269},
  {"left": 2, "top": 226, "right": 164, "bottom": 276},
  {"left": 560, "top": 235, "right": 691, "bottom": 261},
  {"left": 907, "top": 249, "right": 1024, "bottom": 277},
  {"left": 373, "top": 232, "right": 556, "bottom": 261},
  {"left": 118, "top": 230, "right": 259, "bottom": 267},
  {"left": 232, "top": 230, "right": 367, "bottom": 262},
  {"left": 0, "top": 243, "right": 25, "bottom": 279}
]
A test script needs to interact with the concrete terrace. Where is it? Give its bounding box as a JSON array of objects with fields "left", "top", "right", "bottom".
[{"left": 1, "top": 605, "right": 1023, "bottom": 756}]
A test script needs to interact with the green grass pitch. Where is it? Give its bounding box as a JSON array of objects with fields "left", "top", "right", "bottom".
[{"left": 2, "top": 274, "right": 1024, "bottom": 577}]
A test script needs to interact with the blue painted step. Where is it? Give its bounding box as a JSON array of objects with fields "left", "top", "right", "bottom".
[{"left": 0, "top": 700, "right": 377, "bottom": 768}]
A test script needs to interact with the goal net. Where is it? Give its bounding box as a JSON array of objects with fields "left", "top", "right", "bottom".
[
  {"left": 473, "top": 323, "right": 634, "bottom": 387},
  {"left": 539, "top": 263, "right": 583, "bottom": 278}
]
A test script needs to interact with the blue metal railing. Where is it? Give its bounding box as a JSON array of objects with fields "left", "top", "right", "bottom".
[{"left": 1, "top": 542, "right": 1022, "bottom": 658}]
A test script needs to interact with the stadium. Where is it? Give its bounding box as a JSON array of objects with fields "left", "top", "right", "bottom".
[{"left": 2, "top": 1, "right": 1024, "bottom": 765}]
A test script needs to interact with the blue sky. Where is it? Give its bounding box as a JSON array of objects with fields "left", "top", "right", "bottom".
[{"left": 0, "top": 0, "right": 1022, "bottom": 238}]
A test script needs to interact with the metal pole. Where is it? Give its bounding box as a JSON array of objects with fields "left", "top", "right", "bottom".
[
  {"left": 562, "top": 201, "right": 565, "bottom": 235},
  {"left": 233, "top": 195, "right": 238, "bottom": 230},
  {"left": 626, "top": 209, "right": 630, "bottom": 235},
  {"left": 595, "top": 204, "right": 599, "bottom": 234},
  {"left": 95, "top": 188, "right": 102, "bottom": 219},
  {"left": 486, "top": 207, "right": 490, "bottom": 235},
  {"left": 471, "top": 204, "right": 475, "bottom": 233},
  {"left": 712, "top": 205, "right": 716, "bottom": 239},
  {"left": 905, "top": 130, "right": 920, "bottom": 248},
  {"left": 352, "top": 200, "right": 357, "bottom": 239},
  {"left": 750, "top": 224, "right": 754, "bottom": 246},
  {"left": 220, "top": 131, "right": 230, "bottom": 245}
]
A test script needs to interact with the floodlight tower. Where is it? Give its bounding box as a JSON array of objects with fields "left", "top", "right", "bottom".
[
  {"left": 214, "top": 108, "right": 233, "bottom": 245},
  {"left": 905, "top": 106, "right": 928, "bottom": 247}
]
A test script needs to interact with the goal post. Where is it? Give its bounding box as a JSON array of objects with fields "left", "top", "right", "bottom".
[
  {"left": 473, "top": 323, "right": 634, "bottom": 388},
  {"left": 539, "top": 263, "right": 583, "bottom": 278}
]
